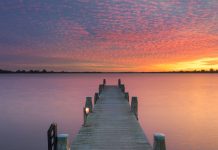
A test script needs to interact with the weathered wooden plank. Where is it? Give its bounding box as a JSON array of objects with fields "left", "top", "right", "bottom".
[{"left": 71, "top": 85, "right": 152, "bottom": 150}]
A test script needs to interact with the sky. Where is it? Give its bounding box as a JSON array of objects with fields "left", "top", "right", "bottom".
[{"left": 0, "top": 0, "right": 218, "bottom": 72}]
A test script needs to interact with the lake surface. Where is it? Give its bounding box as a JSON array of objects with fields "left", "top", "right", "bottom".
[{"left": 0, "top": 73, "right": 218, "bottom": 150}]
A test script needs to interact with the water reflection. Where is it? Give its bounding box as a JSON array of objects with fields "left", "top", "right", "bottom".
[{"left": 0, "top": 74, "right": 218, "bottom": 150}]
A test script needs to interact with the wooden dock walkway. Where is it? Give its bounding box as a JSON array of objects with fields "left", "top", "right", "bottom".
[
  {"left": 71, "top": 82, "right": 152, "bottom": 150},
  {"left": 47, "top": 79, "right": 166, "bottom": 150}
]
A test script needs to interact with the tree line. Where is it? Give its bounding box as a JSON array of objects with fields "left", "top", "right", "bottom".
[{"left": 0, "top": 69, "right": 218, "bottom": 73}]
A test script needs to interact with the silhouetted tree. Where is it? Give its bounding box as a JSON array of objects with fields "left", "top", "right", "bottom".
[
  {"left": 210, "top": 68, "right": 214, "bottom": 72},
  {"left": 29, "top": 70, "right": 34, "bottom": 73},
  {"left": 42, "top": 69, "right": 47, "bottom": 73}
]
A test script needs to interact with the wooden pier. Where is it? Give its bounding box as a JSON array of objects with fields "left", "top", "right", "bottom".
[{"left": 47, "top": 79, "right": 166, "bottom": 150}]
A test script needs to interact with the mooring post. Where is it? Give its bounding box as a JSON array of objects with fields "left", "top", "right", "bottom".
[
  {"left": 153, "top": 133, "right": 166, "bottom": 150},
  {"left": 57, "top": 134, "right": 70, "bottom": 150},
  {"left": 103, "top": 79, "right": 106, "bottom": 86},
  {"left": 118, "top": 79, "right": 121, "bottom": 87},
  {"left": 124, "top": 92, "right": 129, "bottom": 102},
  {"left": 83, "top": 107, "right": 87, "bottom": 126},
  {"left": 131, "top": 97, "right": 138, "bottom": 120},
  {"left": 120, "top": 84, "right": 125, "bottom": 93},
  {"left": 85, "top": 97, "right": 93, "bottom": 112},
  {"left": 94, "top": 92, "right": 99, "bottom": 104},
  {"left": 83, "top": 107, "right": 90, "bottom": 126},
  {"left": 47, "top": 124, "right": 71, "bottom": 150},
  {"left": 47, "top": 123, "right": 57, "bottom": 150},
  {"left": 99, "top": 84, "right": 104, "bottom": 94}
]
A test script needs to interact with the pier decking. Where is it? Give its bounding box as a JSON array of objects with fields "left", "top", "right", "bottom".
[
  {"left": 47, "top": 79, "right": 166, "bottom": 150},
  {"left": 71, "top": 85, "right": 152, "bottom": 150}
]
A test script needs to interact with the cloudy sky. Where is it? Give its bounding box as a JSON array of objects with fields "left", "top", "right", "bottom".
[{"left": 0, "top": 0, "right": 218, "bottom": 71}]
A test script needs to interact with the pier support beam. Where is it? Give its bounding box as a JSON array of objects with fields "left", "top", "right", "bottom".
[
  {"left": 57, "top": 134, "right": 70, "bottom": 150},
  {"left": 131, "top": 97, "right": 138, "bottom": 120},
  {"left": 125, "top": 92, "right": 129, "bottom": 102},
  {"left": 99, "top": 84, "right": 104, "bottom": 94},
  {"left": 83, "top": 107, "right": 90, "bottom": 126},
  {"left": 94, "top": 93, "right": 99, "bottom": 104},
  {"left": 118, "top": 79, "right": 121, "bottom": 87},
  {"left": 85, "top": 97, "right": 93, "bottom": 112},
  {"left": 120, "top": 84, "right": 125, "bottom": 93},
  {"left": 153, "top": 133, "right": 166, "bottom": 150},
  {"left": 103, "top": 79, "right": 106, "bottom": 86}
]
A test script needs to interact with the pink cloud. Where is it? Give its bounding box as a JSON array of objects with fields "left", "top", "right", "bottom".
[
  {"left": 2, "top": 0, "right": 218, "bottom": 71},
  {"left": 54, "top": 19, "right": 89, "bottom": 39}
]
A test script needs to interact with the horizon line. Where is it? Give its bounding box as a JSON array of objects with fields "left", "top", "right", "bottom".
[{"left": 1, "top": 68, "right": 218, "bottom": 74}]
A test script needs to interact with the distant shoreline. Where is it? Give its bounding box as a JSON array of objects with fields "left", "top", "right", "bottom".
[{"left": 0, "top": 69, "right": 218, "bottom": 74}]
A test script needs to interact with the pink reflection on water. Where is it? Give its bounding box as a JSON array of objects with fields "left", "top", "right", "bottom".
[
  {"left": 123, "top": 74, "right": 218, "bottom": 150},
  {"left": 0, "top": 73, "right": 218, "bottom": 150}
]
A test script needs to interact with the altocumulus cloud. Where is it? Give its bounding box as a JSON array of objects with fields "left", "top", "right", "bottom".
[{"left": 0, "top": 0, "right": 218, "bottom": 71}]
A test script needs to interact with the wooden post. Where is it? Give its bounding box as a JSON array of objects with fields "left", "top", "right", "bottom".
[
  {"left": 103, "top": 79, "right": 106, "bottom": 86},
  {"left": 124, "top": 92, "right": 129, "bottom": 102},
  {"left": 57, "top": 134, "right": 70, "bottom": 150},
  {"left": 153, "top": 133, "right": 166, "bottom": 150},
  {"left": 83, "top": 107, "right": 87, "bottom": 126},
  {"left": 131, "top": 97, "right": 138, "bottom": 120},
  {"left": 118, "top": 79, "right": 121, "bottom": 87},
  {"left": 94, "top": 93, "right": 99, "bottom": 104},
  {"left": 99, "top": 84, "right": 104, "bottom": 94},
  {"left": 47, "top": 123, "right": 57, "bottom": 150},
  {"left": 85, "top": 97, "right": 93, "bottom": 112},
  {"left": 120, "top": 84, "right": 125, "bottom": 93}
]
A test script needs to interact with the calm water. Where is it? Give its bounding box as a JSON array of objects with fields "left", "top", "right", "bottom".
[{"left": 0, "top": 73, "right": 218, "bottom": 150}]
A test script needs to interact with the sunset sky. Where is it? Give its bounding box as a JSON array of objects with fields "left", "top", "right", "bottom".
[{"left": 0, "top": 0, "right": 218, "bottom": 72}]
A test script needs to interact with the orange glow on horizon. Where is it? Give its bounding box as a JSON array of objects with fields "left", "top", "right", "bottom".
[{"left": 154, "top": 57, "right": 218, "bottom": 72}]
